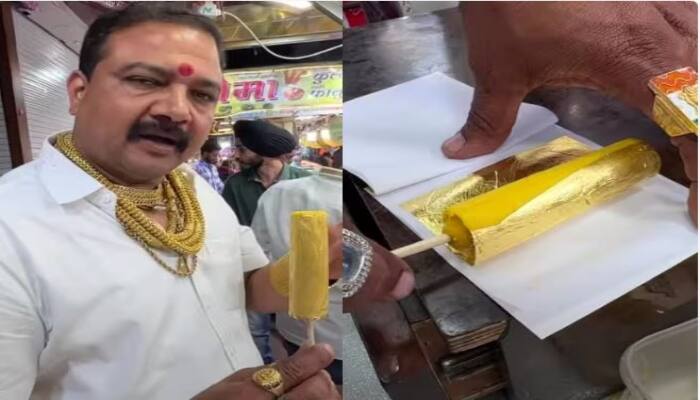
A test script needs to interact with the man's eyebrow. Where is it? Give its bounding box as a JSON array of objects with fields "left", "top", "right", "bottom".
[
  {"left": 117, "top": 62, "right": 170, "bottom": 78},
  {"left": 117, "top": 62, "right": 220, "bottom": 91}
]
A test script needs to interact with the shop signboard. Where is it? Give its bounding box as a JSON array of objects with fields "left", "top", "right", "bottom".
[{"left": 216, "top": 64, "right": 342, "bottom": 118}]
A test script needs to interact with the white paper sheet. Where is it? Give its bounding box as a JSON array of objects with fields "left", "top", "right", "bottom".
[
  {"left": 374, "top": 125, "right": 698, "bottom": 338},
  {"left": 344, "top": 72, "right": 558, "bottom": 195}
]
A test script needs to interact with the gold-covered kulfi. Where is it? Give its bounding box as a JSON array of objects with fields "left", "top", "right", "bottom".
[
  {"left": 289, "top": 211, "right": 329, "bottom": 321},
  {"left": 442, "top": 138, "right": 661, "bottom": 264}
]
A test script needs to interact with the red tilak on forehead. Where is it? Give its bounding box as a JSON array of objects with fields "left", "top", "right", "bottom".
[{"left": 177, "top": 63, "right": 194, "bottom": 77}]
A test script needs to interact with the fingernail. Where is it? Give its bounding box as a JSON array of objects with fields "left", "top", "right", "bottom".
[
  {"left": 390, "top": 271, "right": 415, "bottom": 299},
  {"left": 319, "top": 343, "right": 335, "bottom": 359},
  {"left": 442, "top": 133, "right": 467, "bottom": 156}
]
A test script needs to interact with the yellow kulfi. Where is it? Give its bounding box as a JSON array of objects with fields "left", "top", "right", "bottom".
[
  {"left": 443, "top": 138, "right": 661, "bottom": 264},
  {"left": 289, "top": 211, "right": 329, "bottom": 320}
]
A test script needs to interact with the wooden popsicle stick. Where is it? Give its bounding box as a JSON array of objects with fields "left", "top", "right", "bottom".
[
  {"left": 391, "top": 234, "right": 451, "bottom": 258},
  {"left": 306, "top": 320, "right": 316, "bottom": 345}
]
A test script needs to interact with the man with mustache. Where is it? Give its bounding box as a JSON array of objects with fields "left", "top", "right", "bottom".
[{"left": 0, "top": 3, "right": 346, "bottom": 399}]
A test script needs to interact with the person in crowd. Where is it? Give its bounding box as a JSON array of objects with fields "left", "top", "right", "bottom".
[
  {"left": 217, "top": 158, "right": 238, "bottom": 181},
  {"left": 223, "top": 119, "right": 311, "bottom": 226},
  {"left": 320, "top": 151, "right": 334, "bottom": 168},
  {"left": 332, "top": 147, "right": 342, "bottom": 169},
  {"left": 192, "top": 138, "right": 224, "bottom": 193}
]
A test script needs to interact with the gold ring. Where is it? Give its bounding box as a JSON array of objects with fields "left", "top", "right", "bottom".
[{"left": 252, "top": 366, "right": 285, "bottom": 397}]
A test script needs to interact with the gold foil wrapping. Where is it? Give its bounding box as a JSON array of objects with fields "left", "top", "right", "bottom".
[
  {"left": 402, "top": 137, "right": 661, "bottom": 265},
  {"left": 289, "top": 211, "right": 329, "bottom": 321}
]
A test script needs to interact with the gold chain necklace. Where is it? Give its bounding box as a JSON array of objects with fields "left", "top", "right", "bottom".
[
  {"left": 55, "top": 132, "right": 205, "bottom": 277},
  {"left": 112, "top": 183, "right": 166, "bottom": 209}
]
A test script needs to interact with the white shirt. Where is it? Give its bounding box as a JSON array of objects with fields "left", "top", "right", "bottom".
[
  {"left": 0, "top": 137, "right": 268, "bottom": 400},
  {"left": 250, "top": 174, "right": 343, "bottom": 359}
]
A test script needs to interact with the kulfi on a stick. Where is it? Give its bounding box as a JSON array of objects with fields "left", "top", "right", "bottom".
[
  {"left": 288, "top": 211, "right": 329, "bottom": 322},
  {"left": 442, "top": 138, "right": 661, "bottom": 264}
]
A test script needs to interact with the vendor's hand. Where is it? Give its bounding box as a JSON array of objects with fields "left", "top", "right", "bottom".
[
  {"left": 442, "top": 2, "right": 697, "bottom": 158},
  {"left": 192, "top": 344, "right": 339, "bottom": 400},
  {"left": 344, "top": 237, "right": 415, "bottom": 313},
  {"left": 329, "top": 223, "right": 343, "bottom": 280},
  {"left": 441, "top": 2, "right": 697, "bottom": 222}
]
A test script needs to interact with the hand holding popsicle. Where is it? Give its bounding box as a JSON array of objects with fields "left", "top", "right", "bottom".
[
  {"left": 341, "top": 215, "right": 416, "bottom": 313},
  {"left": 193, "top": 344, "right": 338, "bottom": 400}
]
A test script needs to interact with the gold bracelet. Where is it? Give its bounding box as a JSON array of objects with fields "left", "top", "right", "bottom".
[{"left": 649, "top": 67, "right": 698, "bottom": 137}]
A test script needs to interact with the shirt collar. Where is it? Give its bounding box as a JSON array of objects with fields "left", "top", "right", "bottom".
[
  {"left": 245, "top": 164, "right": 289, "bottom": 184},
  {"left": 37, "top": 133, "right": 198, "bottom": 205},
  {"left": 243, "top": 165, "right": 260, "bottom": 182},
  {"left": 38, "top": 134, "right": 105, "bottom": 205}
]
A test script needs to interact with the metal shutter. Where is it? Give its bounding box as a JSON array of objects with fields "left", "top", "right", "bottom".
[{"left": 13, "top": 8, "right": 78, "bottom": 159}]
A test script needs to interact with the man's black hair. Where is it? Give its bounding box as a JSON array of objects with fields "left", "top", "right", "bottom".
[
  {"left": 79, "top": 2, "right": 224, "bottom": 79},
  {"left": 201, "top": 139, "right": 221, "bottom": 154}
]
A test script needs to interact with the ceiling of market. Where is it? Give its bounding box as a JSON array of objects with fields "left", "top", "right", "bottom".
[{"left": 63, "top": 1, "right": 342, "bottom": 50}]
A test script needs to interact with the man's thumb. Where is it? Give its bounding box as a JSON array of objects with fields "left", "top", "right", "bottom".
[
  {"left": 442, "top": 86, "right": 525, "bottom": 159},
  {"left": 274, "top": 344, "right": 335, "bottom": 390}
]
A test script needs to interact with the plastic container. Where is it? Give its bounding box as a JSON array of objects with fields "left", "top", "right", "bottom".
[{"left": 619, "top": 318, "right": 698, "bottom": 400}]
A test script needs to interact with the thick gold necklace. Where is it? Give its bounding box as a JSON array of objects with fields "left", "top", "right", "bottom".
[
  {"left": 55, "top": 132, "right": 205, "bottom": 277},
  {"left": 112, "top": 183, "right": 166, "bottom": 209}
]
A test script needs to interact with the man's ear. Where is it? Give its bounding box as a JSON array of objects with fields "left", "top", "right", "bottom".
[{"left": 67, "top": 70, "right": 89, "bottom": 116}]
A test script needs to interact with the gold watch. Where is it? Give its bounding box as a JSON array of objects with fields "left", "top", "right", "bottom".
[{"left": 648, "top": 67, "right": 698, "bottom": 137}]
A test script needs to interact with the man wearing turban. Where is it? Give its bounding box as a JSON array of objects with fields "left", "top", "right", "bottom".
[{"left": 223, "top": 120, "right": 311, "bottom": 227}]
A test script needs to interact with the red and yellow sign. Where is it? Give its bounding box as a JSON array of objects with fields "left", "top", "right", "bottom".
[{"left": 216, "top": 64, "right": 342, "bottom": 118}]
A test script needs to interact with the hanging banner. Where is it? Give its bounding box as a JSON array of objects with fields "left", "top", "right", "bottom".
[{"left": 216, "top": 64, "right": 342, "bottom": 118}]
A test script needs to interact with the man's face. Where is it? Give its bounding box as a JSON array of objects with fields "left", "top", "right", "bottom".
[
  {"left": 234, "top": 144, "right": 263, "bottom": 168},
  {"left": 204, "top": 149, "right": 220, "bottom": 165},
  {"left": 67, "top": 22, "right": 222, "bottom": 184}
]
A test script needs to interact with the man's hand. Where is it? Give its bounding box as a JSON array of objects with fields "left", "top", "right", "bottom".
[
  {"left": 343, "top": 237, "right": 415, "bottom": 313},
  {"left": 441, "top": 2, "right": 697, "bottom": 222},
  {"left": 442, "top": 2, "right": 697, "bottom": 157},
  {"left": 193, "top": 344, "right": 339, "bottom": 400}
]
